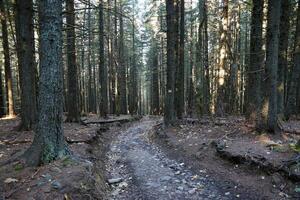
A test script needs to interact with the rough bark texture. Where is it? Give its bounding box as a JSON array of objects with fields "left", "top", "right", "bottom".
[
  {"left": 286, "top": 0, "right": 300, "bottom": 118},
  {"left": 118, "top": 11, "right": 127, "bottom": 114},
  {"left": 0, "top": 0, "right": 15, "bottom": 116},
  {"left": 261, "top": 0, "right": 281, "bottom": 132},
  {"left": 175, "top": 0, "right": 185, "bottom": 118},
  {"left": 66, "top": 0, "right": 80, "bottom": 122},
  {"left": 99, "top": 1, "right": 108, "bottom": 117},
  {"left": 15, "top": 0, "right": 37, "bottom": 130},
  {"left": 277, "top": 0, "right": 290, "bottom": 116},
  {"left": 216, "top": 0, "right": 228, "bottom": 117},
  {"left": 151, "top": 41, "right": 160, "bottom": 115},
  {"left": 247, "top": 0, "right": 264, "bottom": 123},
  {"left": 0, "top": 66, "right": 4, "bottom": 117},
  {"left": 165, "top": 0, "right": 177, "bottom": 125},
  {"left": 24, "top": 0, "right": 69, "bottom": 166}
]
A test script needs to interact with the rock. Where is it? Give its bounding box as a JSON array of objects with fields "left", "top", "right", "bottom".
[
  {"left": 119, "top": 182, "right": 128, "bottom": 188},
  {"left": 161, "top": 176, "right": 172, "bottom": 182},
  {"left": 178, "top": 186, "right": 184, "bottom": 191},
  {"left": 41, "top": 174, "right": 52, "bottom": 182},
  {"left": 225, "top": 192, "right": 230, "bottom": 196},
  {"left": 4, "top": 178, "right": 18, "bottom": 184},
  {"left": 188, "top": 188, "right": 196, "bottom": 194},
  {"left": 271, "top": 173, "right": 283, "bottom": 186},
  {"left": 51, "top": 180, "right": 62, "bottom": 190},
  {"left": 175, "top": 171, "right": 181, "bottom": 175},
  {"left": 108, "top": 178, "right": 123, "bottom": 184}
]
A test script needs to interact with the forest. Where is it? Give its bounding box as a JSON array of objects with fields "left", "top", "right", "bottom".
[{"left": 0, "top": 0, "right": 300, "bottom": 199}]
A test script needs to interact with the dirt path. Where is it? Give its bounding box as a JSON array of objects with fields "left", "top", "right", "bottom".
[{"left": 106, "top": 117, "right": 241, "bottom": 200}]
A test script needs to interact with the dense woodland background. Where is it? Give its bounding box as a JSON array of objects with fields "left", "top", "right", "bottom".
[{"left": 0, "top": 0, "right": 300, "bottom": 164}]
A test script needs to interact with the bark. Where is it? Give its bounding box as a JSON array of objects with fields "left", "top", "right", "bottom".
[
  {"left": 246, "top": 0, "right": 264, "bottom": 122},
  {"left": 15, "top": 0, "right": 37, "bottom": 130},
  {"left": 99, "top": 1, "right": 108, "bottom": 117},
  {"left": 118, "top": 10, "right": 127, "bottom": 114},
  {"left": 0, "top": 66, "right": 4, "bottom": 117},
  {"left": 66, "top": 0, "right": 80, "bottom": 122},
  {"left": 260, "top": 0, "right": 281, "bottom": 132},
  {"left": 0, "top": 0, "right": 15, "bottom": 116},
  {"left": 175, "top": 0, "right": 185, "bottom": 118},
  {"left": 151, "top": 41, "right": 160, "bottom": 115},
  {"left": 165, "top": 0, "right": 177, "bottom": 125},
  {"left": 216, "top": 0, "right": 228, "bottom": 117},
  {"left": 285, "top": 0, "right": 300, "bottom": 118},
  {"left": 24, "top": 0, "right": 69, "bottom": 166},
  {"left": 277, "top": 0, "right": 290, "bottom": 116}
]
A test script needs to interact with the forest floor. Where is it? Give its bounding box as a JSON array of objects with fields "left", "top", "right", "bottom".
[
  {"left": 152, "top": 116, "right": 300, "bottom": 200},
  {"left": 0, "top": 114, "right": 138, "bottom": 200},
  {"left": 1, "top": 115, "right": 300, "bottom": 199}
]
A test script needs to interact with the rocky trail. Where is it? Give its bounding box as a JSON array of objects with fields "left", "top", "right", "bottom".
[{"left": 105, "top": 117, "right": 243, "bottom": 200}]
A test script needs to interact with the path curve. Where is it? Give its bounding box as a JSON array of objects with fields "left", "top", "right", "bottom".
[{"left": 106, "top": 117, "right": 236, "bottom": 200}]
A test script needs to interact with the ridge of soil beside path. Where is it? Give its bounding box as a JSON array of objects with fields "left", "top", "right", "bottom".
[{"left": 150, "top": 118, "right": 300, "bottom": 200}]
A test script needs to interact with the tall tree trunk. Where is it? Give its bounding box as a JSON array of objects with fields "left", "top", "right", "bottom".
[
  {"left": 66, "top": 0, "right": 80, "bottom": 122},
  {"left": 0, "top": 0, "right": 15, "bottom": 116},
  {"left": 118, "top": 10, "right": 127, "bottom": 114},
  {"left": 151, "top": 41, "right": 160, "bottom": 115},
  {"left": 216, "top": 0, "right": 228, "bottom": 116},
  {"left": 175, "top": 0, "right": 185, "bottom": 118},
  {"left": 87, "top": 2, "right": 94, "bottom": 113},
  {"left": 24, "top": 0, "right": 68, "bottom": 166},
  {"left": 260, "top": 0, "right": 281, "bottom": 132},
  {"left": 99, "top": 0, "right": 108, "bottom": 117},
  {"left": 15, "top": 0, "right": 37, "bottom": 130},
  {"left": 286, "top": 0, "right": 300, "bottom": 118},
  {"left": 165, "top": 0, "right": 177, "bottom": 125},
  {"left": 277, "top": 0, "right": 290, "bottom": 116},
  {"left": 0, "top": 66, "right": 4, "bottom": 117},
  {"left": 247, "top": 0, "right": 264, "bottom": 123}
]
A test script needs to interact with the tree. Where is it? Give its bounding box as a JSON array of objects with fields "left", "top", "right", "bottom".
[
  {"left": 0, "top": 0, "right": 15, "bottom": 116},
  {"left": 0, "top": 66, "right": 3, "bottom": 117},
  {"left": 286, "top": 0, "right": 300, "bottom": 119},
  {"left": 277, "top": 0, "right": 290, "bottom": 116},
  {"left": 165, "top": 0, "right": 177, "bottom": 125},
  {"left": 216, "top": 0, "right": 229, "bottom": 116},
  {"left": 260, "top": 0, "right": 281, "bottom": 132},
  {"left": 24, "top": 0, "right": 69, "bottom": 166},
  {"left": 175, "top": 0, "right": 185, "bottom": 118},
  {"left": 118, "top": 8, "right": 127, "bottom": 114},
  {"left": 66, "top": 0, "right": 80, "bottom": 122},
  {"left": 15, "top": 0, "right": 37, "bottom": 130},
  {"left": 246, "top": 0, "right": 264, "bottom": 123},
  {"left": 99, "top": 0, "right": 108, "bottom": 117}
]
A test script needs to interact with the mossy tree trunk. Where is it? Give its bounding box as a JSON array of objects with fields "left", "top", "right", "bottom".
[{"left": 24, "top": 0, "right": 69, "bottom": 166}]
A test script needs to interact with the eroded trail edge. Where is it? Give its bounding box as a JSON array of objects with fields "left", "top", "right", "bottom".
[{"left": 106, "top": 117, "right": 238, "bottom": 200}]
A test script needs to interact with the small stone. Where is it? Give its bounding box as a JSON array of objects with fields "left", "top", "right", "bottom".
[
  {"left": 225, "top": 192, "right": 230, "bottom": 196},
  {"left": 119, "top": 182, "right": 128, "bottom": 188},
  {"left": 108, "top": 178, "right": 123, "bottom": 184},
  {"left": 177, "top": 186, "right": 184, "bottom": 191},
  {"left": 236, "top": 194, "right": 240, "bottom": 198},
  {"left": 161, "top": 176, "right": 171, "bottom": 182},
  {"left": 51, "top": 180, "right": 62, "bottom": 190},
  {"left": 261, "top": 176, "right": 265, "bottom": 180},
  {"left": 175, "top": 171, "right": 181, "bottom": 175},
  {"left": 188, "top": 188, "right": 196, "bottom": 194}
]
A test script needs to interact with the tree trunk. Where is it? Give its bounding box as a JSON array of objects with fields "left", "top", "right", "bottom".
[
  {"left": 0, "top": 66, "right": 4, "bottom": 117},
  {"left": 99, "top": 1, "right": 108, "bottom": 117},
  {"left": 15, "top": 0, "right": 37, "bottom": 130},
  {"left": 66, "top": 0, "right": 80, "bottom": 122},
  {"left": 260, "top": 0, "right": 281, "bottom": 132},
  {"left": 277, "top": 0, "right": 290, "bottom": 116},
  {"left": 286, "top": 0, "right": 300, "bottom": 118},
  {"left": 175, "top": 0, "right": 185, "bottom": 118},
  {"left": 24, "top": 0, "right": 69, "bottom": 166},
  {"left": 118, "top": 10, "right": 127, "bottom": 114},
  {"left": 151, "top": 41, "right": 160, "bottom": 115},
  {"left": 247, "top": 0, "right": 264, "bottom": 123},
  {"left": 216, "top": 0, "right": 228, "bottom": 116},
  {"left": 0, "top": 0, "right": 15, "bottom": 116},
  {"left": 165, "top": 0, "right": 177, "bottom": 125}
]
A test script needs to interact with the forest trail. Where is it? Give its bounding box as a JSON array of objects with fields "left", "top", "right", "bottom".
[{"left": 106, "top": 117, "right": 235, "bottom": 200}]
